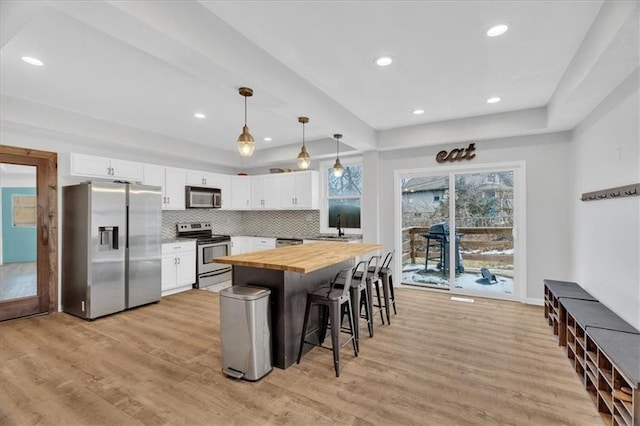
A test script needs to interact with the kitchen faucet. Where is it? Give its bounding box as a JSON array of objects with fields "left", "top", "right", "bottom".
[{"left": 336, "top": 214, "right": 344, "bottom": 237}]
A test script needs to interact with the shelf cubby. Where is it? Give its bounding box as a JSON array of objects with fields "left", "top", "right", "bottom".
[{"left": 542, "top": 280, "right": 597, "bottom": 347}]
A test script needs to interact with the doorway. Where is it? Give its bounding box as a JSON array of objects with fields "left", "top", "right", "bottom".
[
  {"left": 396, "top": 162, "right": 525, "bottom": 301},
  {"left": 0, "top": 146, "right": 57, "bottom": 321}
]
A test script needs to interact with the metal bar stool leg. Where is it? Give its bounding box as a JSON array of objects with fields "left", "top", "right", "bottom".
[
  {"left": 297, "top": 297, "right": 313, "bottom": 364},
  {"left": 380, "top": 277, "right": 391, "bottom": 325}
]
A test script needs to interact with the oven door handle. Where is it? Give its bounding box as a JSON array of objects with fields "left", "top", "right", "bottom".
[{"left": 199, "top": 269, "right": 232, "bottom": 278}]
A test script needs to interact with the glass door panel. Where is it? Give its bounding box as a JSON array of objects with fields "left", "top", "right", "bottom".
[
  {"left": 0, "top": 164, "right": 38, "bottom": 301},
  {"left": 401, "top": 174, "right": 451, "bottom": 290},
  {"left": 452, "top": 171, "right": 515, "bottom": 297}
]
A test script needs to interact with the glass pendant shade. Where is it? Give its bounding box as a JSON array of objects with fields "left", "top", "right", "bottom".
[
  {"left": 237, "top": 87, "right": 255, "bottom": 157},
  {"left": 297, "top": 116, "right": 311, "bottom": 169},
  {"left": 237, "top": 125, "right": 255, "bottom": 156},
  {"left": 297, "top": 145, "right": 310, "bottom": 169},
  {"left": 332, "top": 157, "right": 344, "bottom": 177},
  {"left": 332, "top": 133, "right": 344, "bottom": 177}
]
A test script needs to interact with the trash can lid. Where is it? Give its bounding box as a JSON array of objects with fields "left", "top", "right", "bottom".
[{"left": 220, "top": 285, "right": 271, "bottom": 300}]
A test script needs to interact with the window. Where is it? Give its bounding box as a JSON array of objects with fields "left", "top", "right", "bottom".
[{"left": 322, "top": 160, "right": 362, "bottom": 233}]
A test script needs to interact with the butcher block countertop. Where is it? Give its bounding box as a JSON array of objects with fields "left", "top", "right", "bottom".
[{"left": 214, "top": 241, "right": 383, "bottom": 274}]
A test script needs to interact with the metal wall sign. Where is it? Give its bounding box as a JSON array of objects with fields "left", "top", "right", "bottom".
[{"left": 436, "top": 143, "right": 476, "bottom": 163}]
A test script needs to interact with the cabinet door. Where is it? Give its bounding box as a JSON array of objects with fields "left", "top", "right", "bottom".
[
  {"left": 161, "top": 255, "right": 177, "bottom": 291},
  {"left": 70, "top": 153, "right": 110, "bottom": 178},
  {"left": 231, "top": 176, "right": 251, "bottom": 210},
  {"left": 250, "top": 176, "right": 265, "bottom": 209},
  {"left": 231, "top": 236, "right": 250, "bottom": 254},
  {"left": 110, "top": 159, "right": 143, "bottom": 182},
  {"left": 176, "top": 251, "right": 196, "bottom": 286},
  {"left": 280, "top": 174, "right": 296, "bottom": 209},
  {"left": 263, "top": 175, "right": 281, "bottom": 209},
  {"left": 164, "top": 167, "right": 186, "bottom": 210},
  {"left": 185, "top": 170, "right": 217, "bottom": 186},
  {"left": 210, "top": 173, "right": 231, "bottom": 209},
  {"left": 294, "top": 171, "right": 319, "bottom": 209},
  {"left": 143, "top": 164, "right": 165, "bottom": 188},
  {"left": 252, "top": 237, "right": 276, "bottom": 251}
]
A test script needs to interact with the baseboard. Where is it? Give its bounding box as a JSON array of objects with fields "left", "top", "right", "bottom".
[{"left": 525, "top": 297, "right": 544, "bottom": 306}]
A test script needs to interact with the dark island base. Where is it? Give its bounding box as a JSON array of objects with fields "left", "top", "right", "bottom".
[{"left": 232, "top": 260, "right": 353, "bottom": 369}]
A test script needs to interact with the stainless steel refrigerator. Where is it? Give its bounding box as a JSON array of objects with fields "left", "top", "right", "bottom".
[{"left": 62, "top": 181, "right": 162, "bottom": 319}]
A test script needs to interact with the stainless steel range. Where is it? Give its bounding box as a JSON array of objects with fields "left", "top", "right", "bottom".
[{"left": 176, "top": 222, "right": 231, "bottom": 288}]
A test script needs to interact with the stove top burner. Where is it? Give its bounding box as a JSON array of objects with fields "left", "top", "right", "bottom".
[
  {"left": 195, "top": 235, "right": 231, "bottom": 244},
  {"left": 176, "top": 222, "right": 230, "bottom": 244}
]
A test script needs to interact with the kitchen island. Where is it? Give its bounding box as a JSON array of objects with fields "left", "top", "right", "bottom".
[{"left": 214, "top": 241, "right": 382, "bottom": 369}]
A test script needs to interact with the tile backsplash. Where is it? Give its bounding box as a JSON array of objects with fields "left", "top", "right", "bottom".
[{"left": 162, "top": 209, "right": 320, "bottom": 239}]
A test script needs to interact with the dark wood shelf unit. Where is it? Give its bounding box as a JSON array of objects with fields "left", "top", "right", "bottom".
[
  {"left": 543, "top": 280, "right": 639, "bottom": 426},
  {"left": 566, "top": 307, "right": 638, "bottom": 425},
  {"left": 543, "top": 279, "right": 597, "bottom": 346}
]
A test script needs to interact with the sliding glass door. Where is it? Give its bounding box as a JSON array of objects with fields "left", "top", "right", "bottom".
[{"left": 399, "top": 163, "right": 523, "bottom": 301}]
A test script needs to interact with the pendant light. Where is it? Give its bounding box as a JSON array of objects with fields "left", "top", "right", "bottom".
[
  {"left": 296, "top": 116, "right": 311, "bottom": 170},
  {"left": 237, "top": 87, "right": 255, "bottom": 156},
  {"left": 332, "top": 133, "right": 344, "bottom": 177}
]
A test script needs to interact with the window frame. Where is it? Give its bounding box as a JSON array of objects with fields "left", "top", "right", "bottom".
[{"left": 320, "top": 157, "right": 363, "bottom": 235}]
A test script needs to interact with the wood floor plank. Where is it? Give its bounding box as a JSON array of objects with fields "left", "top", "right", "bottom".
[{"left": 0, "top": 288, "right": 602, "bottom": 425}]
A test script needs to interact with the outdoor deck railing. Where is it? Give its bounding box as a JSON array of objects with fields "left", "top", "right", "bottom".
[{"left": 403, "top": 226, "right": 514, "bottom": 265}]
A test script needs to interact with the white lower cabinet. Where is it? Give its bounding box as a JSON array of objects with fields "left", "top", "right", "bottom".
[
  {"left": 231, "top": 236, "right": 251, "bottom": 255},
  {"left": 250, "top": 237, "right": 276, "bottom": 252},
  {"left": 231, "top": 236, "right": 276, "bottom": 253},
  {"left": 161, "top": 241, "right": 196, "bottom": 296}
]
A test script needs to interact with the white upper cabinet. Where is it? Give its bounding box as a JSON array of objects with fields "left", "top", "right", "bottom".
[
  {"left": 143, "top": 164, "right": 186, "bottom": 210},
  {"left": 185, "top": 170, "right": 216, "bottom": 187},
  {"left": 280, "top": 171, "right": 319, "bottom": 209},
  {"left": 210, "top": 173, "right": 231, "bottom": 209},
  {"left": 70, "top": 153, "right": 143, "bottom": 182},
  {"left": 251, "top": 174, "right": 281, "bottom": 209},
  {"left": 231, "top": 175, "right": 251, "bottom": 210},
  {"left": 186, "top": 171, "right": 231, "bottom": 209}
]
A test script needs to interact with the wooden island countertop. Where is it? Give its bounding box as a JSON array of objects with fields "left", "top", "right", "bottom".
[{"left": 214, "top": 241, "right": 382, "bottom": 274}]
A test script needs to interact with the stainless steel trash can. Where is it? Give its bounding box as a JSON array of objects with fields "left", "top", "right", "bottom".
[{"left": 220, "top": 285, "right": 272, "bottom": 381}]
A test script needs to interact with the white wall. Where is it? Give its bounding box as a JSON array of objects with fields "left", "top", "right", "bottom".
[
  {"left": 570, "top": 70, "right": 639, "bottom": 329},
  {"left": 376, "top": 132, "right": 573, "bottom": 302}
]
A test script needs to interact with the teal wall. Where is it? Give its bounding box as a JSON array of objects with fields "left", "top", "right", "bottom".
[{"left": 2, "top": 188, "right": 37, "bottom": 263}]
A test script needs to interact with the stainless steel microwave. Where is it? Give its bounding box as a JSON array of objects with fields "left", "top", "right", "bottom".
[{"left": 185, "top": 186, "right": 222, "bottom": 209}]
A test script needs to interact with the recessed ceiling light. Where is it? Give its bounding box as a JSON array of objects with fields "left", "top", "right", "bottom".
[
  {"left": 486, "top": 24, "right": 508, "bottom": 37},
  {"left": 21, "top": 56, "right": 44, "bottom": 66},
  {"left": 413, "top": 109, "right": 425, "bottom": 115},
  {"left": 263, "top": 137, "right": 272, "bottom": 142},
  {"left": 193, "top": 113, "right": 206, "bottom": 119},
  {"left": 375, "top": 56, "right": 393, "bottom": 67},
  {"left": 487, "top": 97, "right": 501, "bottom": 104}
]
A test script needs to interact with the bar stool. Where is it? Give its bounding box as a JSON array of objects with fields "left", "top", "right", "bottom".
[
  {"left": 354, "top": 256, "right": 386, "bottom": 324},
  {"left": 335, "top": 260, "right": 374, "bottom": 352},
  {"left": 379, "top": 251, "right": 397, "bottom": 316},
  {"left": 297, "top": 267, "right": 357, "bottom": 377}
]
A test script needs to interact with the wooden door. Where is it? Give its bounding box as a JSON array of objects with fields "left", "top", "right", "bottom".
[{"left": 0, "top": 146, "right": 57, "bottom": 321}]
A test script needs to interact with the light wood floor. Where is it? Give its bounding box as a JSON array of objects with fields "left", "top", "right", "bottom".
[{"left": 0, "top": 288, "right": 601, "bottom": 425}]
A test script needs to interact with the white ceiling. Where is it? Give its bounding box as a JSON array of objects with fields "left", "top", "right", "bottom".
[{"left": 0, "top": 1, "right": 636, "bottom": 167}]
